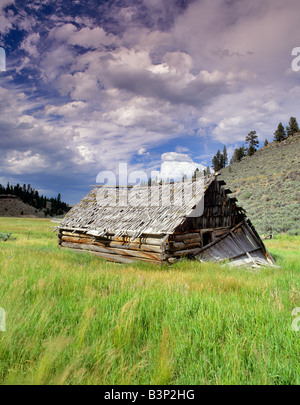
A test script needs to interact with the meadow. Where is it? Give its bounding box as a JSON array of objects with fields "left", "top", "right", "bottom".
[{"left": 0, "top": 217, "right": 299, "bottom": 385}]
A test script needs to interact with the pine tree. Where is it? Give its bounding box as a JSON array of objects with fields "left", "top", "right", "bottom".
[
  {"left": 212, "top": 149, "right": 222, "bottom": 172},
  {"left": 221, "top": 145, "right": 228, "bottom": 167},
  {"left": 211, "top": 145, "right": 228, "bottom": 172},
  {"left": 247, "top": 144, "right": 256, "bottom": 156},
  {"left": 264, "top": 139, "right": 269, "bottom": 147},
  {"left": 274, "top": 122, "right": 286, "bottom": 142},
  {"left": 245, "top": 130, "right": 259, "bottom": 155},
  {"left": 286, "top": 117, "right": 299, "bottom": 137},
  {"left": 230, "top": 145, "right": 246, "bottom": 164}
]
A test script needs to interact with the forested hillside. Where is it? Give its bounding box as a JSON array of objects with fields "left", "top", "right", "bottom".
[{"left": 0, "top": 183, "right": 69, "bottom": 217}]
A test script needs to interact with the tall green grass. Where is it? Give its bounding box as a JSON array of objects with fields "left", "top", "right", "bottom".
[{"left": 0, "top": 217, "right": 299, "bottom": 384}]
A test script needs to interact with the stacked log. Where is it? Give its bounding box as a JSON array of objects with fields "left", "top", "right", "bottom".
[
  {"left": 58, "top": 230, "right": 204, "bottom": 264},
  {"left": 166, "top": 232, "right": 202, "bottom": 259},
  {"left": 57, "top": 178, "right": 245, "bottom": 265},
  {"left": 58, "top": 230, "right": 163, "bottom": 264}
]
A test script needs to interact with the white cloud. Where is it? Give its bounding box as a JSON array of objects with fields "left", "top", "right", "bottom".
[
  {"left": 137, "top": 148, "right": 149, "bottom": 156},
  {"left": 20, "top": 32, "right": 40, "bottom": 57},
  {"left": 45, "top": 101, "right": 87, "bottom": 118},
  {"left": 0, "top": 14, "right": 12, "bottom": 34},
  {"left": 4, "top": 151, "right": 48, "bottom": 174},
  {"left": 158, "top": 152, "right": 204, "bottom": 181},
  {"left": 2, "top": 0, "right": 300, "bottom": 203},
  {"left": 175, "top": 146, "right": 189, "bottom": 153},
  {"left": 51, "top": 24, "right": 118, "bottom": 48},
  {"left": 0, "top": 0, "right": 14, "bottom": 11}
]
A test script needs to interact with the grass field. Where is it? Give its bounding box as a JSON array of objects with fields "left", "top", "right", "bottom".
[{"left": 0, "top": 217, "right": 299, "bottom": 385}]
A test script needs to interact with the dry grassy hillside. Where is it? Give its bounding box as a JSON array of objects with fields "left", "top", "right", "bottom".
[
  {"left": 0, "top": 196, "right": 45, "bottom": 218},
  {"left": 219, "top": 133, "right": 300, "bottom": 235}
]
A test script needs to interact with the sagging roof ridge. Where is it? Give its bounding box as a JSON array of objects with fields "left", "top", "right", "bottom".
[{"left": 59, "top": 175, "right": 230, "bottom": 239}]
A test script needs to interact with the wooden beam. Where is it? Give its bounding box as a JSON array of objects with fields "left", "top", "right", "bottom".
[
  {"left": 169, "top": 241, "right": 201, "bottom": 250},
  {"left": 61, "top": 230, "right": 163, "bottom": 246},
  {"left": 173, "top": 233, "right": 201, "bottom": 241},
  {"left": 60, "top": 236, "right": 162, "bottom": 253},
  {"left": 167, "top": 247, "right": 202, "bottom": 258},
  {"left": 196, "top": 221, "right": 244, "bottom": 254},
  {"left": 61, "top": 241, "right": 162, "bottom": 261},
  {"left": 61, "top": 247, "right": 161, "bottom": 264}
]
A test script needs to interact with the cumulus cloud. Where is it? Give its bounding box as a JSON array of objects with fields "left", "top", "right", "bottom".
[
  {"left": 158, "top": 152, "right": 204, "bottom": 181},
  {"left": 51, "top": 23, "right": 118, "bottom": 48},
  {"left": 1, "top": 0, "right": 300, "bottom": 202},
  {"left": 5, "top": 150, "right": 48, "bottom": 174}
]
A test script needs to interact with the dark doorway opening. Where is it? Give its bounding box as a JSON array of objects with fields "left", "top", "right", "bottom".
[{"left": 202, "top": 232, "right": 212, "bottom": 246}]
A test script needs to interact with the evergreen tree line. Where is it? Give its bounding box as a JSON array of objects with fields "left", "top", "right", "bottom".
[
  {"left": 274, "top": 116, "right": 299, "bottom": 142},
  {"left": 0, "top": 183, "right": 68, "bottom": 216},
  {"left": 211, "top": 116, "right": 299, "bottom": 170}
]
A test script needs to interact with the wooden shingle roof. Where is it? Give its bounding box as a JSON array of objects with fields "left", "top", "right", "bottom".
[{"left": 59, "top": 176, "right": 215, "bottom": 238}]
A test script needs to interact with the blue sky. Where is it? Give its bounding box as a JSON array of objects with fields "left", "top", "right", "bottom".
[{"left": 0, "top": 0, "right": 300, "bottom": 204}]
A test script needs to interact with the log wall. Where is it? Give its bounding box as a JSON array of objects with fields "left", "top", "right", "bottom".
[
  {"left": 58, "top": 180, "right": 245, "bottom": 264},
  {"left": 58, "top": 230, "right": 164, "bottom": 264},
  {"left": 174, "top": 180, "right": 244, "bottom": 234}
]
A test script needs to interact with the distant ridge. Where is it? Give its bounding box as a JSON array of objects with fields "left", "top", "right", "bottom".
[
  {"left": 0, "top": 183, "right": 69, "bottom": 217},
  {"left": 0, "top": 195, "right": 45, "bottom": 218},
  {"left": 219, "top": 133, "right": 300, "bottom": 235}
]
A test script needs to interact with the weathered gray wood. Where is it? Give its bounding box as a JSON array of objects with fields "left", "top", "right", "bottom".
[
  {"left": 57, "top": 176, "right": 274, "bottom": 266},
  {"left": 61, "top": 231, "right": 92, "bottom": 239},
  {"left": 196, "top": 221, "right": 244, "bottom": 254},
  {"left": 61, "top": 236, "right": 95, "bottom": 244},
  {"left": 167, "top": 247, "right": 202, "bottom": 258},
  {"left": 61, "top": 230, "right": 163, "bottom": 246},
  {"left": 173, "top": 233, "right": 201, "bottom": 240},
  {"left": 60, "top": 235, "right": 162, "bottom": 253},
  {"left": 170, "top": 237, "right": 201, "bottom": 245},
  {"left": 61, "top": 242, "right": 162, "bottom": 261},
  {"left": 169, "top": 240, "right": 201, "bottom": 250},
  {"left": 223, "top": 247, "right": 262, "bottom": 261},
  {"left": 61, "top": 246, "right": 161, "bottom": 264}
]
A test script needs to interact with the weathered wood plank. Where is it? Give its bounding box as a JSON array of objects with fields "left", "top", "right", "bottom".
[
  {"left": 60, "top": 236, "right": 162, "bottom": 253},
  {"left": 61, "top": 231, "right": 91, "bottom": 238},
  {"left": 172, "top": 233, "right": 201, "bottom": 241},
  {"left": 61, "top": 230, "right": 163, "bottom": 246},
  {"left": 60, "top": 246, "right": 162, "bottom": 264},
  {"left": 61, "top": 236, "right": 95, "bottom": 244},
  {"left": 168, "top": 241, "right": 201, "bottom": 252},
  {"left": 166, "top": 247, "right": 202, "bottom": 258},
  {"left": 61, "top": 242, "right": 162, "bottom": 261}
]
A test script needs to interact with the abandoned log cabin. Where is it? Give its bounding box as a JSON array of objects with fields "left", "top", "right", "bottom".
[{"left": 57, "top": 175, "right": 275, "bottom": 266}]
